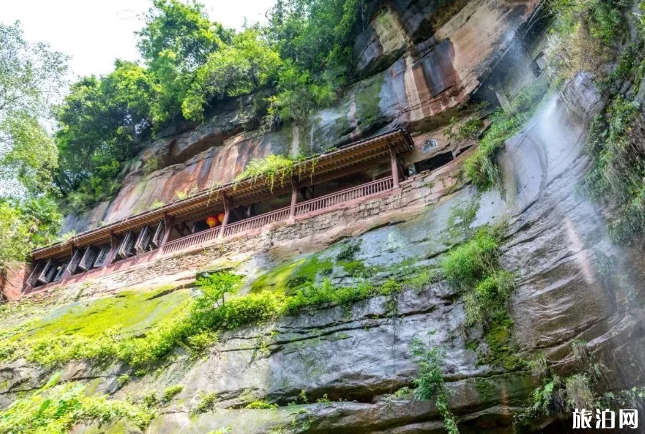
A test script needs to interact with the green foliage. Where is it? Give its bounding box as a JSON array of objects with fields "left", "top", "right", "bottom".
[
  {"left": 0, "top": 261, "right": 436, "bottom": 370},
  {"left": 142, "top": 391, "right": 159, "bottom": 408},
  {"left": 185, "top": 331, "right": 218, "bottom": 353},
  {"left": 336, "top": 240, "right": 361, "bottom": 261},
  {"left": 195, "top": 271, "right": 243, "bottom": 309},
  {"left": 583, "top": 95, "right": 645, "bottom": 244},
  {"left": 234, "top": 154, "right": 296, "bottom": 191},
  {"left": 442, "top": 225, "right": 521, "bottom": 369},
  {"left": 161, "top": 385, "right": 183, "bottom": 403},
  {"left": 463, "top": 111, "right": 525, "bottom": 189},
  {"left": 409, "top": 340, "right": 460, "bottom": 434},
  {"left": 519, "top": 373, "right": 595, "bottom": 423},
  {"left": 548, "top": 0, "right": 628, "bottom": 79},
  {"left": 445, "top": 198, "right": 479, "bottom": 242},
  {"left": 0, "top": 22, "right": 67, "bottom": 197},
  {"left": 137, "top": 0, "right": 232, "bottom": 126},
  {"left": 442, "top": 227, "right": 500, "bottom": 288},
  {"left": 565, "top": 374, "right": 596, "bottom": 409},
  {"left": 183, "top": 29, "right": 281, "bottom": 121},
  {"left": 0, "top": 197, "right": 61, "bottom": 269},
  {"left": 53, "top": 0, "right": 381, "bottom": 207},
  {"left": 410, "top": 340, "right": 445, "bottom": 401},
  {"left": 117, "top": 374, "right": 130, "bottom": 387},
  {"left": 267, "top": 64, "right": 337, "bottom": 125},
  {"left": 464, "top": 79, "right": 549, "bottom": 189},
  {"left": 245, "top": 400, "right": 278, "bottom": 409},
  {"left": 445, "top": 117, "right": 484, "bottom": 143},
  {"left": 55, "top": 61, "right": 154, "bottom": 208},
  {"left": 193, "top": 391, "right": 217, "bottom": 414},
  {"left": 390, "top": 386, "right": 413, "bottom": 400},
  {"left": 0, "top": 382, "right": 155, "bottom": 434},
  {"left": 0, "top": 23, "right": 65, "bottom": 270},
  {"left": 142, "top": 155, "right": 163, "bottom": 175}
]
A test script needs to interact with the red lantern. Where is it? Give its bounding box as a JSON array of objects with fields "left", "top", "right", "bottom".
[
  {"left": 206, "top": 216, "right": 219, "bottom": 228},
  {"left": 217, "top": 212, "right": 225, "bottom": 223}
]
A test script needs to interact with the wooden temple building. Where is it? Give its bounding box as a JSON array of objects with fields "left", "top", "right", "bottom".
[{"left": 24, "top": 129, "right": 415, "bottom": 294}]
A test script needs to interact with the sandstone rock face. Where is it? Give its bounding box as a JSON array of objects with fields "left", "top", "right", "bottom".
[
  {"left": 6, "top": 72, "right": 645, "bottom": 432},
  {"left": 12, "top": 1, "right": 645, "bottom": 433},
  {"left": 61, "top": 0, "right": 540, "bottom": 233}
]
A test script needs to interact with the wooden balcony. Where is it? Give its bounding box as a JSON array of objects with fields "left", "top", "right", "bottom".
[
  {"left": 295, "top": 177, "right": 393, "bottom": 217},
  {"left": 25, "top": 129, "right": 413, "bottom": 295},
  {"left": 160, "top": 176, "right": 395, "bottom": 256},
  {"left": 162, "top": 226, "right": 222, "bottom": 255}
]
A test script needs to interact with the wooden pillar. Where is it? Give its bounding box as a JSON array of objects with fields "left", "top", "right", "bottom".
[
  {"left": 218, "top": 195, "right": 232, "bottom": 239},
  {"left": 390, "top": 146, "right": 400, "bottom": 189},
  {"left": 289, "top": 177, "right": 299, "bottom": 223},
  {"left": 104, "top": 232, "right": 120, "bottom": 268},
  {"left": 60, "top": 245, "right": 76, "bottom": 283},
  {"left": 159, "top": 214, "right": 174, "bottom": 251}
]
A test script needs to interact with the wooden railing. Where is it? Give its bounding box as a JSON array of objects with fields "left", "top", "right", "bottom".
[
  {"left": 162, "top": 226, "right": 221, "bottom": 255},
  {"left": 295, "top": 177, "right": 393, "bottom": 216},
  {"left": 223, "top": 207, "right": 290, "bottom": 238},
  {"left": 162, "top": 177, "right": 394, "bottom": 256}
]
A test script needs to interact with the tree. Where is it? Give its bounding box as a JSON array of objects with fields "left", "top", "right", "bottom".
[
  {"left": 137, "top": 0, "right": 233, "bottom": 125},
  {"left": 0, "top": 22, "right": 68, "bottom": 197},
  {"left": 0, "top": 22, "right": 67, "bottom": 271},
  {"left": 55, "top": 61, "right": 154, "bottom": 208},
  {"left": 182, "top": 29, "right": 281, "bottom": 120}
]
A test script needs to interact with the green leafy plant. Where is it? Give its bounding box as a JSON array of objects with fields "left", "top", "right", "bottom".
[
  {"left": 584, "top": 95, "right": 644, "bottom": 244},
  {"left": 464, "top": 79, "right": 549, "bottom": 189},
  {"left": 245, "top": 400, "right": 278, "bottom": 409},
  {"left": 336, "top": 240, "right": 361, "bottom": 262},
  {"left": 445, "top": 117, "right": 484, "bottom": 142},
  {"left": 410, "top": 340, "right": 460, "bottom": 434},
  {"left": 0, "top": 382, "right": 155, "bottom": 434},
  {"left": 234, "top": 154, "right": 295, "bottom": 192},
  {"left": 161, "top": 385, "right": 183, "bottom": 403},
  {"left": 149, "top": 200, "right": 164, "bottom": 210},
  {"left": 194, "top": 391, "right": 217, "bottom": 414}
]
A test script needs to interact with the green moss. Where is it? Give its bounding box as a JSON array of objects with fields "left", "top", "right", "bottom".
[
  {"left": 354, "top": 75, "right": 383, "bottom": 130},
  {"left": 246, "top": 400, "right": 278, "bottom": 409},
  {"left": 8, "top": 286, "right": 188, "bottom": 342},
  {"left": 336, "top": 240, "right": 361, "bottom": 261},
  {"left": 475, "top": 377, "right": 495, "bottom": 401},
  {"left": 479, "top": 313, "right": 525, "bottom": 370},
  {"left": 340, "top": 260, "right": 367, "bottom": 277},
  {"left": 251, "top": 256, "right": 333, "bottom": 294}
]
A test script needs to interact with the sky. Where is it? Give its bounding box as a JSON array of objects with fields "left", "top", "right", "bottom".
[{"left": 1, "top": 0, "right": 277, "bottom": 78}]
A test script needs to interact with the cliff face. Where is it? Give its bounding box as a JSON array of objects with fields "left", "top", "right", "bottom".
[
  {"left": 62, "top": 0, "right": 540, "bottom": 233},
  {"left": 6, "top": 1, "right": 645, "bottom": 433},
  {"left": 6, "top": 74, "right": 645, "bottom": 433}
]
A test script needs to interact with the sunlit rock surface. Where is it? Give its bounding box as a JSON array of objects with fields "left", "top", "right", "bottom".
[{"left": 61, "top": 0, "right": 540, "bottom": 233}]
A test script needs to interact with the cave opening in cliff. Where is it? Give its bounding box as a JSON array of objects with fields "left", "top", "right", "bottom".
[{"left": 414, "top": 151, "right": 454, "bottom": 174}]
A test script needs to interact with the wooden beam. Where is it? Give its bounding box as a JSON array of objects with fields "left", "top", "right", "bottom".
[
  {"left": 159, "top": 215, "right": 175, "bottom": 251},
  {"left": 390, "top": 146, "right": 400, "bottom": 189},
  {"left": 289, "top": 177, "right": 299, "bottom": 223},
  {"left": 218, "top": 195, "right": 232, "bottom": 239},
  {"left": 103, "top": 231, "right": 120, "bottom": 268}
]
